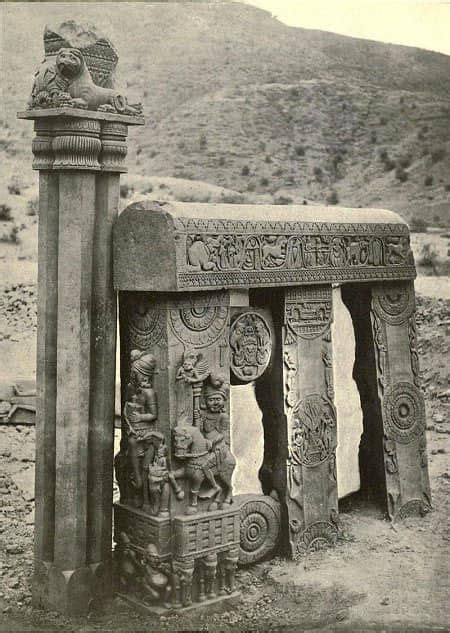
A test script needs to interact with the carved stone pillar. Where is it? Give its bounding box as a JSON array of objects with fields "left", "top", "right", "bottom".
[
  {"left": 18, "top": 108, "right": 143, "bottom": 615},
  {"left": 342, "top": 281, "right": 431, "bottom": 519},
  {"left": 282, "top": 285, "right": 339, "bottom": 559},
  {"left": 371, "top": 281, "right": 431, "bottom": 518}
]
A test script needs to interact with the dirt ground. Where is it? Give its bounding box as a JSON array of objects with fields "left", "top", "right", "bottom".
[{"left": 0, "top": 272, "right": 449, "bottom": 631}]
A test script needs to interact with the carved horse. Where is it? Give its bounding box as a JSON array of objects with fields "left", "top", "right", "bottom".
[{"left": 172, "top": 425, "right": 236, "bottom": 513}]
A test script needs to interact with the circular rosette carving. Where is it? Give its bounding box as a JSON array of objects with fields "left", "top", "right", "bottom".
[
  {"left": 372, "top": 283, "right": 415, "bottom": 325},
  {"left": 236, "top": 494, "right": 281, "bottom": 566},
  {"left": 294, "top": 521, "right": 338, "bottom": 560},
  {"left": 169, "top": 304, "right": 228, "bottom": 347},
  {"left": 291, "top": 394, "right": 336, "bottom": 466},
  {"left": 383, "top": 382, "right": 425, "bottom": 444},
  {"left": 229, "top": 312, "right": 272, "bottom": 382},
  {"left": 129, "top": 300, "right": 165, "bottom": 349}
]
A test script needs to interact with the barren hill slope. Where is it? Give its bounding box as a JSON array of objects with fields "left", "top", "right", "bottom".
[{"left": 2, "top": 2, "right": 450, "bottom": 222}]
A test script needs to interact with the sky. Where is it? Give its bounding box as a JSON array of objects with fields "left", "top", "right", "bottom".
[{"left": 241, "top": 0, "right": 450, "bottom": 56}]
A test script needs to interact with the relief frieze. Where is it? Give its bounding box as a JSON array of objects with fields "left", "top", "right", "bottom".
[
  {"left": 184, "top": 232, "right": 412, "bottom": 272},
  {"left": 173, "top": 222, "right": 415, "bottom": 288}
]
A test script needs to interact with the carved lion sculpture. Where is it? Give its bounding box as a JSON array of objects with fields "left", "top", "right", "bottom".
[{"left": 30, "top": 47, "right": 142, "bottom": 115}]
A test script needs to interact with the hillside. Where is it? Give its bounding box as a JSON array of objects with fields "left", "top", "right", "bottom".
[{"left": 1, "top": 2, "right": 450, "bottom": 223}]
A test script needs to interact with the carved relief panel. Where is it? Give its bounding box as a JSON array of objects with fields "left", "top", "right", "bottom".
[
  {"left": 282, "top": 285, "right": 338, "bottom": 559},
  {"left": 114, "top": 290, "right": 240, "bottom": 612},
  {"left": 371, "top": 281, "right": 431, "bottom": 519},
  {"left": 118, "top": 290, "right": 234, "bottom": 518},
  {"left": 172, "top": 217, "right": 416, "bottom": 289}
]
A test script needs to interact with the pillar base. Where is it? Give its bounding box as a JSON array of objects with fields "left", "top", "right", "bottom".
[{"left": 32, "top": 559, "right": 110, "bottom": 616}]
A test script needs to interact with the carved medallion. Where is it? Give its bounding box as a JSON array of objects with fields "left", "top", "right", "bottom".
[
  {"left": 229, "top": 312, "right": 272, "bottom": 382},
  {"left": 285, "top": 286, "right": 332, "bottom": 342},
  {"left": 238, "top": 496, "right": 281, "bottom": 565},
  {"left": 169, "top": 305, "right": 228, "bottom": 347},
  {"left": 372, "top": 282, "right": 415, "bottom": 325},
  {"left": 294, "top": 521, "right": 338, "bottom": 560},
  {"left": 382, "top": 382, "right": 425, "bottom": 444},
  {"left": 129, "top": 300, "right": 165, "bottom": 349},
  {"left": 290, "top": 394, "right": 336, "bottom": 466}
]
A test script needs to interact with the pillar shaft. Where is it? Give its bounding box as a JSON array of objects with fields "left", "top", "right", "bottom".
[
  {"left": 34, "top": 170, "right": 59, "bottom": 565},
  {"left": 342, "top": 281, "right": 431, "bottom": 520},
  {"left": 87, "top": 172, "right": 120, "bottom": 571},
  {"left": 371, "top": 281, "right": 431, "bottom": 518},
  {"left": 54, "top": 171, "right": 96, "bottom": 569},
  {"left": 18, "top": 108, "right": 142, "bottom": 615},
  {"left": 282, "top": 285, "right": 338, "bottom": 558}
]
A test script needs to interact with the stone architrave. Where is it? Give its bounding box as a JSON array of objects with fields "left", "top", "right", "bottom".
[{"left": 18, "top": 22, "right": 144, "bottom": 617}]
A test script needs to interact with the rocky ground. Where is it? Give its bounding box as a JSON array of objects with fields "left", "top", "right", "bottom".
[{"left": 0, "top": 281, "right": 449, "bottom": 631}]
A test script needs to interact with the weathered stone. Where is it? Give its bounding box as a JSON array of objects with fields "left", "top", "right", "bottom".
[
  {"left": 18, "top": 19, "right": 433, "bottom": 620},
  {"left": 27, "top": 21, "right": 143, "bottom": 115},
  {"left": 12, "top": 468, "right": 35, "bottom": 503},
  {"left": 111, "top": 197, "right": 431, "bottom": 609},
  {"left": 18, "top": 24, "right": 144, "bottom": 617},
  {"left": 43, "top": 21, "right": 119, "bottom": 88},
  {"left": 114, "top": 201, "right": 416, "bottom": 292}
]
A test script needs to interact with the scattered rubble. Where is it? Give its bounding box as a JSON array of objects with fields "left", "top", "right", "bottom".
[{"left": 0, "top": 283, "right": 37, "bottom": 341}]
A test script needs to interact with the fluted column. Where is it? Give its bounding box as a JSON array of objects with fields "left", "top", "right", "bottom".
[{"left": 18, "top": 108, "right": 143, "bottom": 615}]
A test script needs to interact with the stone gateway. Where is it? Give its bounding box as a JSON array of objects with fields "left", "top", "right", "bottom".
[{"left": 19, "top": 21, "right": 431, "bottom": 618}]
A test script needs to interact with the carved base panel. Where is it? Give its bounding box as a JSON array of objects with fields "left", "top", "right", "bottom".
[
  {"left": 113, "top": 503, "right": 240, "bottom": 611},
  {"left": 117, "top": 589, "right": 241, "bottom": 616},
  {"left": 114, "top": 503, "right": 172, "bottom": 558}
]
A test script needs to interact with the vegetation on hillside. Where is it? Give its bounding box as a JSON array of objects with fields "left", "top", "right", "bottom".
[{"left": 1, "top": 2, "right": 450, "bottom": 223}]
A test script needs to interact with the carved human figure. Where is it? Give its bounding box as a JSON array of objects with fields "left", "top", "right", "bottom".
[
  {"left": 116, "top": 532, "right": 141, "bottom": 594},
  {"left": 120, "top": 350, "right": 162, "bottom": 509},
  {"left": 147, "top": 442, "right": 184, "bottom": 517},
  {"left": 176, "top": 349, "right": 210, "bottom": 426},
  {"left": 140, "top": 544, "right": 172, "bottom": 604},
  {"left": 172, "top": 420, "right": 235, "bottom": 514},
  {"left": 197, "top": 376, "right": 230, "bottom": 506},
  {"left": 199, "top": 375, "right": 229, "bottom": 437}
]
